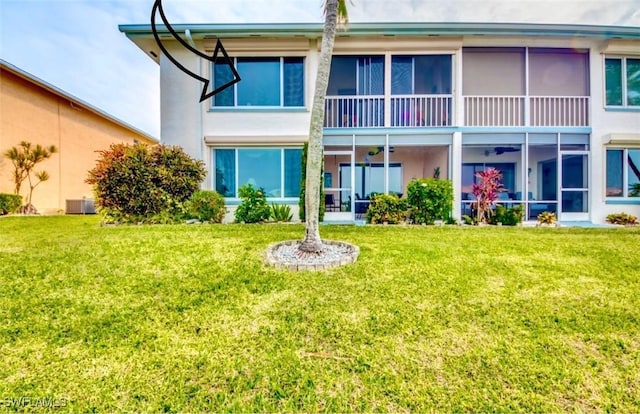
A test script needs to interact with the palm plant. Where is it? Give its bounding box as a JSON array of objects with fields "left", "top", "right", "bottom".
[
  {"left": 299, "top": 0, "right": 349, "bottom": 253},
  {"left": 4, "top": 141, "right": 57, "bottom": 213}
]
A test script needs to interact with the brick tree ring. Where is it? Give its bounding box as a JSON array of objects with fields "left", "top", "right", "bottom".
[{"left": 265, "top": 240, "right": 360, "bottom": 271}]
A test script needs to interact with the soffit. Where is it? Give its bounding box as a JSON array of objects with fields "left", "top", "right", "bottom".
[
  {"left": 601, "top": 39, "right": 640, "bottom": 56},
  {"left": 204, "top": 135, "right": 308, "bottom": 145},
  {"left": 607, "top": 134, "right": 640, "bottom": 147},
  {"left": 330, "top": 36, "right": 463, "bottom": 53},
  {"left": 203, "top": 38, "right": 311, "bottom": 53}
]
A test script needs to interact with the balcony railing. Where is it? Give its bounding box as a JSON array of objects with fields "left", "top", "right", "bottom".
[
  {"left": 464, "top": 95, "right": 590, "bottom": 127},
  {"left": 324, "top": 95, "right": 590, "bottom": 128},
  {"left": 324, "top": 95, "right": 453, "bottom": 128},
  {"left": 530, "top": 96, "right": 589, "bottom": 126},
  {"left": 391, "top": 95, "right": 452, "bottom": 127},
  {"left": 324, "top": 95, "right": 384, "bottom": 128},
  {"left": 464, "top": 96, "right": 525, "bottom": 126}
]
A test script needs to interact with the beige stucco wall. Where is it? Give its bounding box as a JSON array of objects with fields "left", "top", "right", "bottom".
[{"left": 0, "top": 68, "right": 155, "bottom": 213}]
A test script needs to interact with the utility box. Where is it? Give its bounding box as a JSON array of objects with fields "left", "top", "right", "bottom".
[{"left": 66, "top": 198, "right": 96, "bottom": 214}]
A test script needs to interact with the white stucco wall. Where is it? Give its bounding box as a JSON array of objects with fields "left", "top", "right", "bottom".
[
  {"left": 589, "top": 43, "right": 640, "bottom": 223},
  {"left": 159, "top": 47, "right": 201, "bottom": 159}
]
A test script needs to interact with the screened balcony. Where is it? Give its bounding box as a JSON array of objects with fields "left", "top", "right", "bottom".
[
  {"left": 322, "top": 48, "right": 591, "bottom": 129},
  {"left": 324, "top": 54, "right": 453, "bottom": 128},
  {"left": 462, "top": 47, "right": 591, "bottom": 128}
]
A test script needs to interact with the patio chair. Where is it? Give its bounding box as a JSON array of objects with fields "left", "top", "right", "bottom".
[{"left": 325, "top": 194, "right": 337, "bottom": 212}]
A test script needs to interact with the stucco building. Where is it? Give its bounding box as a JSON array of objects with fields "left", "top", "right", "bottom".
[
  {"left": 0, "top": 60, "right": 157, "bottom": 214},
  {"left": 120, "top": 22, "right": 640, "bottom": 224}
]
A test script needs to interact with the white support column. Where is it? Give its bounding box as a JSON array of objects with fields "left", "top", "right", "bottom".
[
  {"left": 384, "top": 52, "right": 392, "bottom": 127},
  {"left": 454, "top": 48, "right": 464, "bottom": 126},
  {"left": 452, "top": 131, "right": 463, "bottom": 220},
  {"left": 452, "top": 48, "right": 464, "bottom": 221},
  {"left": 384, "top": 134, "right": 389, "bottom": 194},
  {"left": 524, "top": 47, "right": 530, "bottom": 126}
]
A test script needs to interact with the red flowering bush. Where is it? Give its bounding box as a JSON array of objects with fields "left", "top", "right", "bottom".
[{"left": 472, "top": 168, "right": 504, "bottom": 224}]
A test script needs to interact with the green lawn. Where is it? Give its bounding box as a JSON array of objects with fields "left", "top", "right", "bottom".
[{"left": 1, "top": 216, "right": 639, "bottom": 412}]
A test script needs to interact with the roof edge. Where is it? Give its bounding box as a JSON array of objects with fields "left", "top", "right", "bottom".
[
  {"left": 119, "top": 21, "right": 640, "bottom": 39},
  {"left": 1, "top": 59, "right": 158, "bottom": 143}
]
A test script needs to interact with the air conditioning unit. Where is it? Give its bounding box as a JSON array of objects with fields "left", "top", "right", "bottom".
[{"left": 66, "top": 198, "right": 96, "bottom": 214}]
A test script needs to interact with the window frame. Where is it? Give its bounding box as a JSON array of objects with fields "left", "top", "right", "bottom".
[
  {"left": 604, "top": 56, "right": 640, "bottom": 110},
  {"left": 605, "top": 146, "right": 640, "bottom": 200},
  {"left": 391, "top": 54, "right": 453, "bottom": 96},
  {"left": 212, "top": 147, "right": 303, "bottom": 200},
  {"left": 211, "top": 56, "right": 305, "bottom": 109}
]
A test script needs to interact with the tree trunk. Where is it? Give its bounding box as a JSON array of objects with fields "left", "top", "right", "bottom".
[{"left": 299, "top": 0, "right": 339, "bottom": 253}]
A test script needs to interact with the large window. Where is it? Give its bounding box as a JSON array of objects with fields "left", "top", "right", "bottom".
[
  {"left": 213, "top": 57, "right": 304, "bottom": 107},
  {"left": 214, "top": 148, "right": 302, "bottom": 198},
  {"left": 605, "top": 57, "right": 640, "bottom": 107},
  {"left": 606, "top": 148, "right": 640, "bottom": 198}
]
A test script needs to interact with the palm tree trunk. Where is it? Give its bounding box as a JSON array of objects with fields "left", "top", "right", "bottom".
[{"left": 299, "top": 0, "right": 339, "bottom": 253}]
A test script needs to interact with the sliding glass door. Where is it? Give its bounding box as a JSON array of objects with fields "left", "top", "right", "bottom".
[{"left": 560, "top": 152, "right": 589, "bottom": 220}]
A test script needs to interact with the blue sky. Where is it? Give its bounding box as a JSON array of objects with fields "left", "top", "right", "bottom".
[{"left": 1, "top": 0, "right": 639, "bottom": 139}]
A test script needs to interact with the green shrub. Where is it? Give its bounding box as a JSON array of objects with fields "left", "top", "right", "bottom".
[
  {"left": 407, "top": 178, "right": 453, "bottom": 224},
  {"left": 235, "top": 184, "right": 270, "bottom": 223},
  {"left": 491, "top": 205, "right": 524, "bottom": 226},
  {"left": 366, "top": 193, "right": 407, "bottom": 224},
  {"left": 537, "top": 211, "right": 557, "bottom": 225},
  {"left": 270, "top": 204, "right": 293, "bottom": 222},
  {"left": 462, "top": 215, "right": 475, "bottom": 225},
  {"left": 630, "top": 183, "right": 640, "bottom": 197},
  {"left": 86, "top": 143, "right": 206, "bottom": 224},
  {"left": 187, "top": 190, "right": 226, "bottom": 223},
  {"left": 0, "top": 193, "right": 22, "bottom": 215},
  {"left": 606, "top": 212, "right": 638, "bottom": 225}
]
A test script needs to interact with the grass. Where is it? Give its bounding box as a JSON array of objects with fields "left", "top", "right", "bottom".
[{"left": 0, "top": 216, "right": 639, "bottom": 412}]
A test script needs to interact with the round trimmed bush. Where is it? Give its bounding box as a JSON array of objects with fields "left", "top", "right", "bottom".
[
  {"left": 0, "top": 193, "right": 22, "bottom": 215},
  {"left": 86, "top": 143, "right": 206, "bottom": 223},
  {"left": 187, "top": 190, "right": 226, "bottom": 223}
]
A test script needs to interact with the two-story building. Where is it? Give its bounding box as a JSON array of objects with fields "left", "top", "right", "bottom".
[{"left": 120, "top": 22, "right": 640, "bottom": 224}]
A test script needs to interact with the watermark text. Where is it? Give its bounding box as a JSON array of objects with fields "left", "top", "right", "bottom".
[{"left": 1, "top": 397, "right": 69, "bottom": 409}]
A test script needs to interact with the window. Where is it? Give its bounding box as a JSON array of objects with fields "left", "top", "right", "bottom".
[
  {"left": 462, "top": 163, "right": 516, "bottom": 196},
  {"left": 213, "top": 57, "right": 304, "bottom": 107},
  {"left": 606, "top": 148, "right": 640, "bottom": 197},
  {"left": 391, "top": 55, "right": 452, "bottom": 95},
  {"left": 327, "top": 56, "right": 384, "bottom": 96},
  {"left": 339, "top": 163, "right": 402, "bottom": 198},
  {"left": 605, "top": 57, "right": 640, "bottom": 107},
  {"left": 214, "top": 148, "right": 302, "bottom": 198}
]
